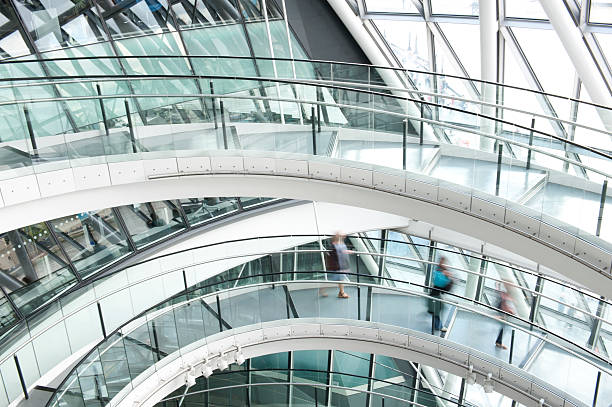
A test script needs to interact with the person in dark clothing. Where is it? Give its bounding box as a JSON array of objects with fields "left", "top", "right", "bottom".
[{"left": 322, "top": 233, "right": 351, "bottom": 298}]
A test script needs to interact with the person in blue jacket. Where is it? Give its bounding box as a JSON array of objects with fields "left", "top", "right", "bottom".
[{"left": 430, "top": 256, "right": 453, "bottom": 332}]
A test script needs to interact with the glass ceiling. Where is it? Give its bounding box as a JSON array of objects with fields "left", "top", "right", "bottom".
[
  {"left": 360, "top": 0, "right": 611, "bottom": 105},
  {"left": 358, "top": 0, "right": 611, "bottom": 153}
]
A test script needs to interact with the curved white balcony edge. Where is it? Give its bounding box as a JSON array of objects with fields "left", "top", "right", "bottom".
[
  {"left": 107, "top": 320, "right": 583, "bottom": 407},
  {"left": 0, "top": 153, "right": 610, "bottom": 297}
]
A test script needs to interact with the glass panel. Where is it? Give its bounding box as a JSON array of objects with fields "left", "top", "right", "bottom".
[
  {"left": 250, "top": 352, "right": 288, "bottom": 406},
  {"left": 0, "top": 0, "right": 31, "bottom": 59},
  {"left": 374, "top": 20, "right": 430, "bottom": 74},
  {"left": 590, "top": 0, "right": 612, "bottom": 24},
  {"left": 293, "top": 350, "right": 327, "bottom": 383},
  {"left": 13, "top": 0, "right": 107, "bottom": 52},
  {"left": 238, "top": 0, "right": 282, "bottom": 21},
  {"left": 179, "top": 197, "right": 239, "bottom": 225},
  {"left": 505, "top": 0, "right": 548, "bottom": 19},
  {"left": 0, "top": 223, "right": 77, "bottom": 315},
  {"left": 247, "top": 20, "right": 294, "bottom": 78},
  {"left": 175, "top": 0, "right": 241, "bottom": 28},
  {"left": 50, "top": 209, "right": 131, "bottom": 277},
  {"left": 431, "top": 0, "right": 479, "bottom": 16},
  {"left": 209, "top": 364, "right": 248, "bottom": 406},
  {"left": 100, "top": 0, "right": 172, "bottom": 38},
  {"left": 364, "top": 0, "right": 420, "bottom": 13},
  {"left": 0, "top": 295, "right": 17, "bottom": 333},
  {"left": 99, "top": 334, "right": 132, "bottom": 399},
  {"left": 512, "top": 27, "right": 574, "bottom": 120},
  {"left": 117, "top": 200, "right": 186, "bottom": 248},
  {"left": 239, "top": 197, "right": 275, "bottom": 208},
  {"left": 438, "top": 22, "right": 480, "bottom": 79},
  {"left": 331, "top": 351, "right": 370, "bottom": 406}
]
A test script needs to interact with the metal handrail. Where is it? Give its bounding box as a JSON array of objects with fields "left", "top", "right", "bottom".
[
  {"left": 49, "top": 276, "right": 612, "bottom": 407},
  {"left": 0, "top": 231, "right": 596, "bottom": 363},
  {"left": 2, "top": 72, "right": 609, "bottom": 139},
  {"left": 0, "top": 54, "right": 609, "bottom": 111},
  {"left": 4, "top": 246, "right": 608, "bottom": 377},
  {"left": 1, "top": 77, "right": 610, "bottom": 173}
]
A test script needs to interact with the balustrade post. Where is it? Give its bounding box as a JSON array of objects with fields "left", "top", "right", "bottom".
[
  {"left": 96, "top": 84, "right": 109, "bottom": 137},
  {"left": 403, "top": 119, "right": 407, "bottom": 170},
  {"left": 596, "top": 180, "right": 607, "bottom": 237},
  {"left": 419, "top": 103, "right": 424, "bottom": 145},
  {"left": 526, "top": 117, "right": 535, "bottom": 170},
  {"left": 210, "top": 80, "right": 218, "bottom": 129},
  {"left": 14, "top": 355, "right": 28, "bottom": 400},
  {"left": 311, "top": 106, "right": 317, "bottom": 155},
  {"left": 124, "top": 100, "right": 137, "bottom": 153},
  {"left": 495, "top": 144, "right": 503, "bottom": 196},
  {"left": 23, "top": 106, "right": 38, "bottom": 158},
  {"left": 220, "top": 101, "right": 228, "bottom": 149}
]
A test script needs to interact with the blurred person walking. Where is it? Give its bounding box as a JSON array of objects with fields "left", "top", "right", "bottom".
[
  {"left": 323, "top": 233, "right": 351, "bottom": 298},
  {"left": 429, "top": 256, "right": 453, "bottom": 332},
  {"left": 495, "top": 281, "right": 516, "bottom": 349}
]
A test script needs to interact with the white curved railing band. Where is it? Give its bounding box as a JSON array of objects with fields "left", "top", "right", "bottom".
[
  {"left": 109, "top": 319, "right": 584, "bottom": 407},
  {"left": 0, "top": 152, "right": 610, "bottom": 297}
]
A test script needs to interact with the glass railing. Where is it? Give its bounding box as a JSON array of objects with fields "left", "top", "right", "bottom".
[
  {"left": 1, "top": 234, "right": 610, "bottom": 407},
  {"left": 156, "top": 349, "right": 491, "bottom": 407},
  {"left": 0, "top": 197, "right": 281, "bottom": 335},
  {"left": 0, "top": 55, "right": 609, "bottom": 143},
  {"left": 47, "top": 269, "right": 610, "bottom": 407},
  {"left": 0, "top": 59, "right": 609, "bottom": 253}
]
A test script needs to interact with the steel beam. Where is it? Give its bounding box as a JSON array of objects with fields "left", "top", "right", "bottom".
[{"left": 539, "top": 0, "right": 612, "bottom": 131}]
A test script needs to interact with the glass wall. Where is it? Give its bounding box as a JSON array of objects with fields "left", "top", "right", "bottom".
[
  {"left": 116, "top": 200, "right": 186, "bottom": 248},
  {"left": 0, "top": 197, "right": 279, "bottom": 337},
  {"left": 49, "top": 208, "right": 130, "bottom": 278},
  {"left": 152, "top": 349, "right": 515, "bottom": 407}
]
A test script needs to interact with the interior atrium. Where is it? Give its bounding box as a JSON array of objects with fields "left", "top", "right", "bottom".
[{"left": 0, "top": 0, "right": 610, "bottom": 406}]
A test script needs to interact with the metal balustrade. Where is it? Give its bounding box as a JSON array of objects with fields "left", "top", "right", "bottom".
[
  {"left": 0, "top": 59, "right": 608, "bottom": 255},
  {"left": 0, "top": 233, "right": 604, "bottom": 406},
  {"left": 47, "top": 271, "right": 607, "bottom": 407}
]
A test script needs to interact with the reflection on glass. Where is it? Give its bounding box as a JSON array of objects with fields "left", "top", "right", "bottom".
[
  {"left": 0, "top": 296, "right": 18, "bottom": 331},
  {"left": 238, "top": 0, "right": 282, "bottom": 21},
  {"left": 50, "top": 209, "right": 131, "bottom": 277},
  {"left": 99, "top": 0, "right": 172, "bottom": 38},
  {"left": 0, "top": 0, "right": 31, "bottom": 59},
  {"left": 0, "top": 222, "right": 78, "bottom": 315},
  {"left": 0, "top": 223, "right": 68, "bottom": 286},
  {"left": 13, "top": 0, "right": 107, "bottom": 52},
  {"left": 179, "top": 197, "right": 239, "bottom": 225},
  {"left": 331, "top": 351, "right": 369, "bottom": 406},
  {"left": 374, "top": 20, "right": 430, "bottom": 74},
  {"left": 117, "top": 200, "right": 186, "bottom": 248}
]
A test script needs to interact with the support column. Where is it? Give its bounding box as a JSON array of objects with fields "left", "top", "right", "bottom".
[
  {"left": 539, "top": 0, "right": 612, "bottom": 131},
  {"left": 478, "top": 0, "right": 498, "bottom": 152}
]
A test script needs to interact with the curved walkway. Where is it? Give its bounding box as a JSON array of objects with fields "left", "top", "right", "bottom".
[
  {"left": 114, "top": 320, "right": 581, "bottom": 407},
  {"left": 1, "top": 152, "right": 609, "bottom": 297},
  {"left": 48, "top": 279, "right": 598, "bottom": 407}
]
